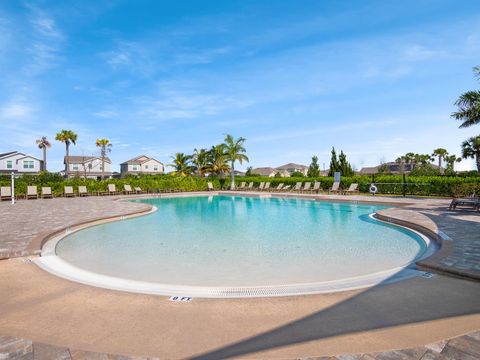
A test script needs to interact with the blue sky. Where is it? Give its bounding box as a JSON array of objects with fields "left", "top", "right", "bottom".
[{"left": 1, "top": 0, "right": 479, "bottom": 172}]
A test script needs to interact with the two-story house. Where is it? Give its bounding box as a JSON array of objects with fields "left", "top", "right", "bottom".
[
  {"left": 120, "top": 155, "right": 164, "bottom": 176},
  {"left": 0, "top": 151, "right": 43, "bottom": 175},
  {"left": 65, "top": 156, "right": 113, "bottom": 179},
  {"left": 275, "top": 163, "right": 309, "bottom": 176}
]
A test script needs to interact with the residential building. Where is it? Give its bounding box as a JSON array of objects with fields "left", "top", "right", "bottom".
[
  {"left": 275, "top": 163, "right": 309, "bottom": 176},
  {"left": 251, "top": 167, "right": 279, "bottom": 177},
  {"left": 0, "top": 151, "right": 43, "bottom": 175},
  {"left": 65, "top": 156, "right": 112, "bottom": 179},
  {"left": 358, "top": 162, "right": 440, "bottom": 175},
  {"left": 120, "top": 155, "right": 164, "bottom": 176}
]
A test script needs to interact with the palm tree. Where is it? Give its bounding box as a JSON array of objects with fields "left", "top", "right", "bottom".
[
  {"left": 451, "top": 66, "right": 480, "bottom": 128},
  {"left": 95, "top": 138, "right": 112, "bottom": 180},
  {"left": 432, "top": 148, "right": 448, "bottom": 173},
  {"left": 461, "top": 135, "right": 480, "bottom": 173},
  {"left": 168, "top": 153, "right": 194, "bottom": 176},
  {"left": 192, "top": 148, "right": 209, "bottom": 177},
  {"left": 36, "top": 136, "right": 51, "bottom": 171},
  {"left": 395, "top": 156, "right": 406, "bottom": 174},
  {"left": 55, "top": 130, "right": 78, "bottom": 177},
  {"left": 223, "top": 134, "right": 249, "bottom": 190},
  {"left": 205, "top": 144, "right": 230, "bottom": 177}
]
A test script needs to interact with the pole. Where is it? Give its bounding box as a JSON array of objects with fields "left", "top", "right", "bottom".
[{"left": 11, "top": 172, "right": 14, "bottom": 205}]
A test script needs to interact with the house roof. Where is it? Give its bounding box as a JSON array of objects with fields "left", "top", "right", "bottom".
[
  {"left": 120, "top": 155, "right": 163, "bottom": 165},
  {"left": 275, "top": 163, "right": 308, "bottom": 170},
  {"left": 0, "top": 151, "right": 18, "bottom": 159},
  {"left": 0, "top": 151, "right": 42, "bottom": 162},
  {"left": 252, "top": 167, "right": 277, "bottom": 176},
  {"left": 16, "top": 155, "right": 42, "bottom": 162},
  {"left": 65, "top": 156, "right": 111, "bottom": 164}
]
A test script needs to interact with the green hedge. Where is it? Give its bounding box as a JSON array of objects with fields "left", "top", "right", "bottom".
[{"left": 1, "top": 173, "right": 479, "bottom": 197}]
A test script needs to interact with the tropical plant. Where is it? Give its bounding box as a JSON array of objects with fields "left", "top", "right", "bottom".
[
  {"left": 307, "top": 155, "right": 320, "bottom": 177},
  {"left": 36, "top": 136, "right": 51, "bottom": 171},
  {"left": 168, "top": 153, "right": 194, "bottom": 176},
  {"left": 444, "top": 154, "right": 462, "bottom": 175},
  {"left": 223, "top": 134, "right": 249, "bottom": 190},
  {"left": 432, "top": 148, "right": 448, "bottom": 172},
  {"left": 95, "top": 138, "right": 112, "bottom": 180},
  {"left": 192, "top": 148, "right": 209, "bottom": 176},
  {"left": 395, "top": 156, "right": 406, "bottom": 174},
  {"left": 205, "top": 144, "right": 230, "bottom": 177},
  {"left": 451, "top": 66, "right": 480, "bottom": 128},
  {"left": 55, "top": 130, "right": 78, "bottom": 177},
  {"left": 245, "top": 166, "right": 253, "bottom": 177},
  {"left": 290, "top": 171, "right": 305, "bottom": 177},
  {"left": 461, "top": 135, "right": 480, "bottom": 173}
]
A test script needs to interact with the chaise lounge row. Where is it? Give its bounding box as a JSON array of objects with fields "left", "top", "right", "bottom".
[{"left": 232, "top": 181, "right": 359, "bottom": 195}]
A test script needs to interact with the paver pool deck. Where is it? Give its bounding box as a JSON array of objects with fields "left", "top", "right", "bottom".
[{"left": 0, "top": 191, "right": 479, "bottom": 359}]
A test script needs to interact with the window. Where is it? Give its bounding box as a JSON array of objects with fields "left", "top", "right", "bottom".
[
  {"left": 88, "top": 163, "right": 92, "bottom": 169},
  {"left": 154, "top": 166, "right": 158, "bottom": 171},
  {"left": 6, "top": 160, "right": 12, "bottom": 169},
  {"left": 132, "top": 165, "right": 138, "bottom": 171},
  {"left": 72, "top": 164, "right": 79, "bottom": 170},
  {"left": 145, "top": 165, "right": 149, "bottom": 169},
  {"left": 23, "top": 160, "right": 34, "bottom": 169}
]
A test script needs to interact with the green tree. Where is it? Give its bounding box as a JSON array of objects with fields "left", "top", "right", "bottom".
[
  {"left": 168, "top": 153, "right": 194, "bottom": 176},
  {"left": 451, "top": 66, "right": 480, "bottom": 128},
  {"left": 307, "top": 155, "right": 320, "bottom": 177},
  {"left": 461, "top": 135, "right": 480, "bottom": 173},
  {"left": 205, "top": 144, "right": 230, "bottom": 176},
  {"left": 338, "top": 150, "right": 354, "bottom": 176},
  {"left": 192, "top": 148, "right": 209, "bottom": 176},
  {"left": 245, "top": 166, "right": 253, "bottom": 177},
  {"left": 95, "top": 138, "right": 112, "bottom": 180},
  {"left": 223, "top": 134, "right": 249, "bottom": 190},
  {"left": 395, "top": 156, "right": 406, "bottom": 175},
  {"left": 55, "top": 130, "right": 78, "bottom": 177},
  {"left": 444, "top": 154, "right": 462, "bottom": 175},
  {"left": 36, "top": 136, "right": 51, "bottom": 172},
  {"left": 328, "top": 147, "right": 339, "bottom": 176},
  {"left": 432, "top": 148, "right": 448, "bottom": 172},
  {"left": 290, "top": 171, "right": 305, "bottom": 177}
]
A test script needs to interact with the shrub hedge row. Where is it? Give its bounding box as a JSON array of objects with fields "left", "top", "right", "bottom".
[{"left": 0, "top": 173, "right": 479, "bottom": 197}]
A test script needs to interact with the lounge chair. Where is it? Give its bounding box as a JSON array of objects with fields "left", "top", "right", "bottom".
[
  {"left": 134, "top": 187, "right": 144, "bottom": 194},
  {"left": 343, "top": 183, "right": 359, "bottom": 195},
  {"left": 78, "top": 186, "right": 89, "bottom": 197},
  {"left": 64, "top": 186, "right": 75, "bottom": 197},
  {"left": 292, "top": 182, "right": 302, "bottom": 192},
  {"left": 207, "top": 182, "right": 214, "bottom": 191},
  {"left": 27, "top": 186, "right": 38, "bottom": 200},
  {"left": 263, "top": 182, "right": 271, "bottom": 191},
  {"left": 329, "top": 182, "right": 341, "bottom": 194},
  {"left": 245, "top": 182, "right": 254, "bottom": 191},
  {"left": 41, "top": 187, "right": 53, "bottom": 199},
  {"left": 237, "top": 182, "right": 246, "bottom": 190},
  {"left": 0, "top": 187, "right": 12, "bottom": 201},
  {"left": 273, "top": 183, "right": 284, "bottom": 192},
  {"left": 257, "top": 182, "right": 265, "bottom": 191},
  {"left": 107, "top": 184, "right": 119, "bottom": 195},
  {"left": 124, "top": 184, "right": 133, "bottom": 195},
  {"left": 449, "top": 194, "right": 480, "bottom": 211},
  {"left": 312, "top": 181, "right": 321, "bottom": 194},
  {"left": 302, "top": 182, "right": 311, "bottom": 193}
]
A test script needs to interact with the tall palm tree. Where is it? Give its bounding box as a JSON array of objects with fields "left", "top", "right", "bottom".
[
  {"left": 461, "top": 135, "right": 480, "bottom": 173},
  {"left": 432, "top": 148, "right": 448, "bottom": 173},
  {"left": 95, "top": 138, "right": 112, "bottom": 180},
  {"left": 36, "top": 136, "right": 51, "bottom": 171},
  {"left": 451, "top": 66, "right": 480, "bottom": 128},
  {"left": 168, "top": 153, "right": 194, "bottom": 176},
  {"left": 205, "top": 144, "right": 230, "bottom": 177},
  {"left": 55, "top": 130, "right": 78, "bottom": 177},
  {"left": 192, "top": 148, "right": 209, "bottom": 176},
  {"left": 223, "top": 134, "right": 249, "bottom": 190},
  {"left": 395, "top": 156, "right": 406, "bottom": 175}
]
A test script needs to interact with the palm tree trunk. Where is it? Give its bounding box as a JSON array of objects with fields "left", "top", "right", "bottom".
[
  {"left": 476, "top": 152, "right": 480, "bottom": 173},
  {"left": 230, "top": 161, "right": 235, "bottom": 190},
  {"left": 43, "top": 147, "right": 47, "bottom": 171},
  {"left": 65, "top": 143, "right": 69, "bottom": 178},
  {"left": 102, "top": 156, "right": 105, "bottom": 180}
]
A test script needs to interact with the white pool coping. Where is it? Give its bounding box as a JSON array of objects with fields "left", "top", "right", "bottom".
[{"left": 35, "top": 196, "right": 437, "bottom": 298}]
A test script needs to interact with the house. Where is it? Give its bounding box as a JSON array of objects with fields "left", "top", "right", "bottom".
[
  {"left": 251, "top": 167, "right": 278, "bottom": 177},
  {"left": 0, "top": 151, "right": 43, "bottom": 175},
  {"left": 359, "top": 162, "right": 423, "bottom": 175},
  {"left": 120, "top": 155, "right": 164, "bottom": 176},
  {"left": 275, "top": 163, "right": 309, "bottom": 176},
  {"left": 65, "top": 156, "right": 113, "bottom": 179}
]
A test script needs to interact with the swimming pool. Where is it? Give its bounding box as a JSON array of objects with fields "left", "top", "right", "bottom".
[{"left": 37, "top": 195, "right": 433, "bottom": 297}]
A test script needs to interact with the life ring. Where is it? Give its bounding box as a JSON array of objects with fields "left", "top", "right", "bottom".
[{"left": 369, "top": 184, "right": 378, "bottom": 194}]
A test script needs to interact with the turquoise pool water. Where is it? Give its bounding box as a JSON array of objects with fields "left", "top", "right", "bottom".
[{"left": 55, "top": 195, "right": 427, "bottom": 287}]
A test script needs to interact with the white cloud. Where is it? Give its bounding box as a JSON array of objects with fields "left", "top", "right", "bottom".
[{"left": 0, "top": 102, "right": 33, "bottom": 119}]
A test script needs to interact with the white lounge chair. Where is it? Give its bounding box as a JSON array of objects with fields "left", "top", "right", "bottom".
[
  {"left": 312, "top": 181, "right": 321, "bottom": 193},
  {"left": 273, "top": 183, "right": 284, "bottom": 192},
  {"left": 134, "top": 186, "right": 144, "bottom": 194},
  {"left": 257, "top": 182, "right": 265, "bottom": 191},
  {"left": 343, "top": 183, "right": 359, "bottom": 195},
  {"left": 263, "top": 182, "right": 271, "bottom": 191},
  {"left": 41, "top": 187, "right": 53, "bottom": 199},
  {"left": 27, "top": 186, "right": 38, "bottom": 200},
  {"left": 0, "top": 187, "right": 12, "bottom": 201},
  {"left": 207, "top": 182, "right": 214, "bottom": 191},
  {"left": 238, "top": 182, "right": 246, "bottom": 190},
  {"left": 107, "top": 184, "right": 119, "bottom": 195},
  {"left": 124, "top": 184, "right": 133, "bottom": 195},
  {"left": 293, "top": 182, "right": 302, "bottom": 192},
  {"left": 64, "top": 186, "right": 75, "bottom": 197},
  {"left": 302, "top": 182, "right": 311, "bottom": 193},
  {"left": 330, "top": 182, "right": 341, "bottom": 194},
  {"left": 78, "top": 186, "right": 89, "bottom": 197}
]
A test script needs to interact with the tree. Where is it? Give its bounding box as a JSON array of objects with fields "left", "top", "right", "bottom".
[
  {"left": 395, "top": 156, "right": 406, "bottom": 175},
  {"left": 291, "top": 171, "right": 305, "bottom": 177},
  {"left": 223, "top": 134, "right": 249, "bottom": 190},
  {"left": 205, "top": 144, "right": 230, "bottom": 177},
  {"left": 444, "top": 154, "right": 462, "bottom": 175},
  {"left": 95, "top": 138, "right": 112, "bottom": 180},
  {"left": 338, "top": 150, "right": 354, "bottom": 176},
  {"left": 307, "top": 155, "right": 320, "bottom": 177},
  {"left": 451, "top": 66, "right": 480, "bottom": 128},
  {"left": 36, "top": 136, "right": 51, "bottom": 171},
  {"left": 432, "top": 148, "right": 448, "bottom": 172},
  {"left": 55, "top": 130, "right": 78, "bottom": 177},
  {"left": 461, "top": 135, "right": 480, "bottom": 173},
  {"left": 245, "top": 166, "right": 253, "bottom": 177},
  {"left": 192, "top": 148, "right": 209, "bottom": 176},
  {"left": 168, "top": 153, "right": 194, "bottom": 176},
  {"left": 328, "top": 147, "right": 339, "bottom": 176}
]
